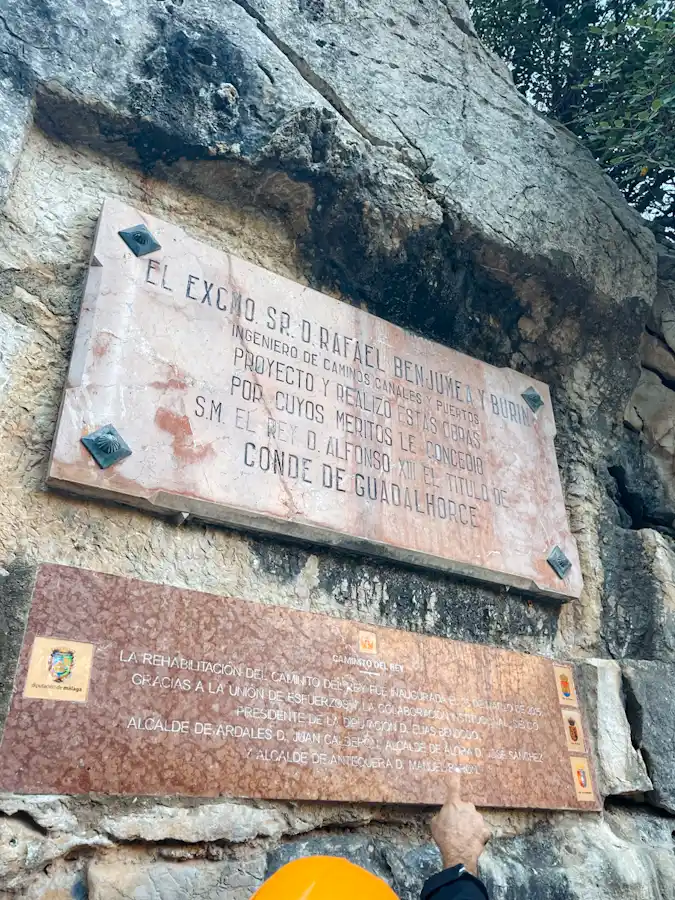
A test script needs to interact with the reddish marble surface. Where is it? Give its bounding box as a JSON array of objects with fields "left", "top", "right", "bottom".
[
  {"left": 0, "top": 565, "right": 600, "bottom": 810},
  {"left": 47, "top": 199, "right": 582, "bottom": 601}
]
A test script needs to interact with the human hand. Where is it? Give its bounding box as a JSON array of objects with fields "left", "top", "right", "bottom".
[{"left": 430, "top": 773, "right": 491, "bottom": 875}]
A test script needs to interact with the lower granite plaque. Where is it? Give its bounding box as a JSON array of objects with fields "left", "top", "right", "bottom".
[
  {"left": 0, "top": 565, "right": 599, "bottom": 810},
  {"left": 47, "top": 198, "right": 582, "bottom": 601}
]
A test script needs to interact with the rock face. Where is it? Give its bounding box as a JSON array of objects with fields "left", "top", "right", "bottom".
[
  {"left": 483, "top": 806, "right": 675, "bottom": 900},
  {"left": 88, "top": 857, "right": 267, "bottom": 900},
  {"left": 0, "top": 0, "right": 655, "bottom": 315},
  {"left": 602, "top": 527, "right": 675, "bottom": 660},
  {"left": 624, "top": 248, "right": 675, "bottom": 529},
  {"left": 622, "top": 661, "right": 675, "bottom": 814},
  {"left": 0, "top": 0, "right": 673, "bottom": 896}
]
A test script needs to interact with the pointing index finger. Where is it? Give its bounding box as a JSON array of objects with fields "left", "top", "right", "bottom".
[{"left": 445, "top": 771, "right": 462, "bottom": 805}]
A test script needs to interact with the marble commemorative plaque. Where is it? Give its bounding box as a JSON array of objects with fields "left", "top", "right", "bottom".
[
  {"left": 47, "top": 199, "right": 582, "bottom": 601},
  {"left": 0, "top": 564, "right": 600, "bottom": 810}
]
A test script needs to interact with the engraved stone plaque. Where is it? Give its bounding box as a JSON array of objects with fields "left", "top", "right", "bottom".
[
  {"left": 0, "top": 565, "right": 600, "bottom": 810},
  {"left": 48, "top": 199, "right": 582, "bottom": 601}
]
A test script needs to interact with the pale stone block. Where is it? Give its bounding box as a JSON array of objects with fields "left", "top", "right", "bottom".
[
  {"left": 577, "top": 659, "right": 651, "bottom": 798},
  {"left": 100, "top": 802, "right": 286, "bottom": 844}
]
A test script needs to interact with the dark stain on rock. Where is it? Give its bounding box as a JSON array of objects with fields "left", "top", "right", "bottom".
[
  {"left": 126, "top": 15, "right": 277, "bottom": 166},
  {"left": 248, "top": 536, "right": 312, "bottom": 584},
  {"left": 0, "top": 48, "right": 36, "bottom": 98},
  {"left": 249, "top": 535, "right": 558, "bottom": 651},
  {"left": 607, "top": 429, "right": 675, "bottom": 532},
  {"left": 0, "top": 560, "right": 36, "bottom": 743}
]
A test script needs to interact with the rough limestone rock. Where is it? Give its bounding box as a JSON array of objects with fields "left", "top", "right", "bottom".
[
  {"left": 0, "top": 0, "right": 655, "bottom": 335},
  {"left": 22, "top": 865, "right": 87, "bottom": 900},
  {"left": 0, "top": 78, "right": 31, "bottom": 202},
  {"left": 99, "top": 801, "right": 286, "bottom": 844},
  {"left": 625, "top": 369, "right": 675, "bottom": 463},
  {"left": 641, "top": 332, "right": 675, "bottom": 383},
  {"left": 647, "top": 248, "right": 675, "bottom": 351},
  {"left": 0, "top": 794, "right": 79, "bottom": 834},
  {"left": 622, "top": 661, "right": 675, "bottom": 814},
  {"left": 0, "top": 791, "right": 405, "bottom": 845},
  {"left": 87, "top": 856, "right": 267, "bottom": 900},
  {"left": 234, "top": 0, "right": 655, "bottom": 298},
  {"left": 648, "top": 285, "right": 675, "bottom": 353},
  {"left": 625, "top": 366, "right": 675, "bottom": 511},
  {"left": 6, "top": 807, "right": 675, "bottom": 899},
  {"left": 622, "top": 246, "right": 675, "bottom": 526},
  {"left": 604, "top": 806, "right": 675, "bottom": 900},
  {"left": 602, "top": 528, "right": 675, "bottom": 660},
  {"left": 0, "top": 816, "right": 109, "bottom": 892},
  {"left": 576, "top": 659, "right": 652, "bottom": 797},
  {"left": 483, "top": 807, "right": 675, "bottom": 900}
]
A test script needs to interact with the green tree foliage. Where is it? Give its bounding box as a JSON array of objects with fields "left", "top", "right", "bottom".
[{"left": 469, "top": 0, "right": 675, "bottom": 238}]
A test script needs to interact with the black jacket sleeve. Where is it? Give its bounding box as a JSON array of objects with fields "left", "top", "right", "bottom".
[{"left": 421, "top": 868, "right": 489, "bottom": 900}]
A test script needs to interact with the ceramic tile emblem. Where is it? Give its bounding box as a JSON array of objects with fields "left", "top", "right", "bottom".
[
  {"left": 554, "top": 665, "right": 579, "bottom": 706},
  {"left": 23, "top": 636, "right": 94, "bottom": 703},
  {"left": 0, "top": 565, "right": 600, "bottom": 810},
  {"left": 569, "top": 756, "right": 595, "bottom": 801},
  {"left": 561, "top": 708, "right": 586, "bottom": 753},
  {"left": 47, "top": 199, "right": 582, "bottom": 601}
]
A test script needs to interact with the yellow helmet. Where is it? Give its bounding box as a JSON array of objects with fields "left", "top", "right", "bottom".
[{"left": 252, "top": 856, "right": 399, "bottom": 899}]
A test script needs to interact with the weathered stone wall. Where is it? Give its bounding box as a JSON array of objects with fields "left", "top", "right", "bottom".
[{"left": 0, "top": 0, "right": 673, "bottom": 897}]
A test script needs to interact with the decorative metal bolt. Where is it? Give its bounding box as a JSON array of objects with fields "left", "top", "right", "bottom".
[
  {"left": 521, "top": 386, "right": 544, "bottom": 413},
  {"left": 118, "top": 224, "right": 161, "bottom": 257},
  {"left": 81, "top": 425, "right": 132, "bottom": 469},
  {"left": 547, "top": 545, "right": 572, "bottom": 580}
]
